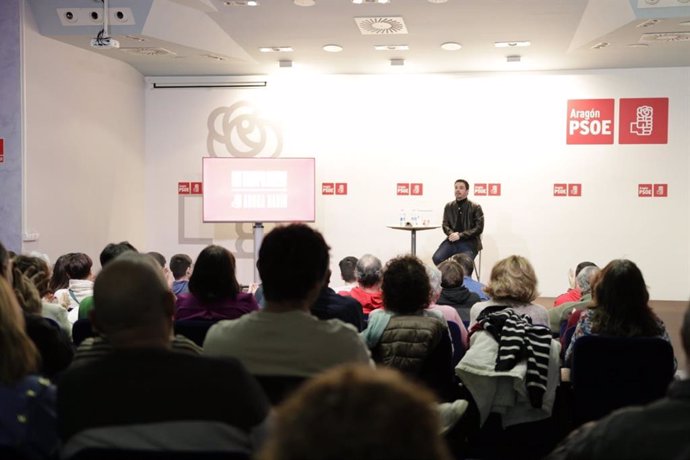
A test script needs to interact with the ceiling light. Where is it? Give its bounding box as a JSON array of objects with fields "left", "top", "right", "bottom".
[
  {"left": 259, "top": 47, "right": 294, "bottom": 52},
  {"left": 279, "top": 60, "right": 293, "bottom": 68},
  {"left": 390, "top": 58, "right": 404, "bottom": 66},
  {"left": 591, "top": 42, "right": 609, "bottom": 49},
  {"left": 203, "top": 54, "right": 225, "bottom": 61},
  {"left": 224, "top": 0, "right": 258, "bottom": 5},
  {"left": 294, "top": 0, "right": 315, "bottom": 5},
  {"left": 506, "top": 55, "right": 521, "bottom": 63},
  {"left": 125, "top": 35, "right": 146, "bottom": 42},
  {"left": 323, "top": 44, "right": 343, "bottom": 52},
  {"left": 374, "top": 44, "right": 409, "bottom": 51},
  {"left": 637, "top": 19, "right": 660, "bottom": 28},
  {"left": 428, "top": 0, "right": 448, "bottom": 3},
  {"left": 440, "top": 42, "right": 462, "bottom": 51},
  {"left": 353, "top": 0, "right": 390, "bottom": 3},
  {"left": 627, "top": 43, "right": 649, "bottom": 47},
  {"left": 494, "top": 41, "right": 531, "bottom": 48}
]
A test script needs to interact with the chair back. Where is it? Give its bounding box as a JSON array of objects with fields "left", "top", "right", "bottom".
[
  {"left": 447, "top": 321, "right": 466, "bottom": 366},
  {"left": 68, "top": 448, "right": 250, "bottom": 460},
  {"left": 72, "top": 318, "right": 95, "bottom": 346},
  {"left": 571, "top": 334, "right": 675, "bottom": 425},
  {"left": 173, "top": 320, "right": 218, "bottom": 347},
  {"left": 254, "top": 375, "right": 308, "bottom": 405}
]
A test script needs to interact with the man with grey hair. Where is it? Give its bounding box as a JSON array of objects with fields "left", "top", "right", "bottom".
[
  {"left": 548, "top": 264, "right": 600, "bottom": 333},
  {"left": 546, "top": 302, "right": 690, "bottom": 460},
  {"left": 340, "top": 254, "right": 384, "bottom": 315},
  {"left": 58, "top": 253, "right": 270, "bottom": 458}
]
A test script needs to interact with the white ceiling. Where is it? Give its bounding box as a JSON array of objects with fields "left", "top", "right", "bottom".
[{"left": 28, "top": 0, "right": 690, "bottom": 76}]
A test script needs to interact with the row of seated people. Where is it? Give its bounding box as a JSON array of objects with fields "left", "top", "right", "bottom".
[{"left": 0, "top": 227, "right": 687, "bottom": 460}]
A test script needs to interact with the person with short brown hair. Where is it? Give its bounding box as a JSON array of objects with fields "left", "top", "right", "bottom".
[{"left": 258, "top": 364, "right": 452, "bottom": 460}]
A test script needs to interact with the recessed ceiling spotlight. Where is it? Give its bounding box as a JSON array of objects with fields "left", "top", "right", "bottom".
[
  {"left": 494, "top": 41, "right": 530, "bottom": 48},
  {"left": 323, "top": 44, "right": 343, "bottom": 52},
  {"left": 428, "top": 0, "right": 448, "bottom": 3},
  {"left": 353, "top": 0, "right": 390, "bottom": 4},
  {"left": 627, "top": 43, "right": 649, "bottom": 47},
  {"left": 259, "top": 47, "right": 294, "bottom": 52},
  {"left": 440, "top": 42, "right": 462, "bottom": 51},
  {"left": 374, "top": 44, "right": 409, "bottom": 51},
  {"left": 506, "top": 55, "right": 521, "bottom": 63},
  {"left": 279, "top": 59, "right": 293, "bottom": 68},
  {"left": 224, "top": 0, "right": 258, "bottom": 5},
  {"left": 294, "top": 0, "right": 315, "bottom": 5},
  {"left": 390, "top": 58, "right": 405, "bottom": 66}
]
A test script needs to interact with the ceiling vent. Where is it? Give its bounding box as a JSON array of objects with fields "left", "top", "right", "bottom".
[
  {"left": 354, "top": 17, "right": 408, "bottom": 35},
  {"left": 640, "top": 32, "right": 690, "bottom": 42},
  {"left": 120, "top": 47, "right": 177, "bottom": 57},
  {"left": 636, "top": 19, "right": 661, "bottom": 28}
]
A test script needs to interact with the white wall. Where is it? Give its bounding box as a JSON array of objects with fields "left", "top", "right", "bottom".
[
  {"left": 22, "top": 5, "right": 146, "bottom": 266},
  {"left": 145, "top": 69, "right": 690, "bottom": 300}
]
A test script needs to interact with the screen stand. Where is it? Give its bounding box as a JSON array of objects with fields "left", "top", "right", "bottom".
[{"left": 253, "top": 223, "right": 264, "bottom": 283}]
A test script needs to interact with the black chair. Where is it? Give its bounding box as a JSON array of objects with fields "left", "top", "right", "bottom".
[
  {"left": 72, "top": 318, "right": 95, "bottom": 346},
  {"left": 254, "top": 375, "right": 308, "bottom": 405},
  {"left": 447, "top": 321, "right": 466, "bottom": 366},
  {"left": 173, "top": 320, "right": 218, "bottom": 347},
  {"left": 571, "top": 335, "right": 675, "bottom": 425}
]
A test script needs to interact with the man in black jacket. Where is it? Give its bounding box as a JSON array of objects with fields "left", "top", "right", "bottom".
[{"left": 432, "top": 179, "right": 484, "bottom": 267}]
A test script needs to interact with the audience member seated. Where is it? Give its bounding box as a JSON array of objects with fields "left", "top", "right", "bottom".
[
  {"left": 13, "top": 255, "right": 71, "bottom": 337},
  {"left": 147, "top": 251, "right": 174, "bottom": 289},
  {"left": 47, "top": 254, "right": 70, "bottom": 297},
  {"left": 437, "top": 259, "right": 481, "bottom": 323},
  {"left": 53, "top": 253, "right": 94, "bottom": 324},
  {"left": 547, "top": 301, "right": 690, "bottom": 460},
  {"left": 564, "top": 259, "right": 673, "bottom": 366},
  {"left": 169, "top": 253, "right": 193, "bottom": 297},
  {"left": 257, "top": 364, "right": 453, "bottom": 460},
  {"left": 175, "top": 245, "right": 258, "bottom": 321},
  {"left": 362, "top": 256, "right": 456, "bottom": 401},
  {"left": 0, "top": 276, "right": 59, "bottom": 460},
  {"left": 426, "top": 263, "right": 468, "bottom": 349},
  {"left": 203, "top": 224, "right": 371, "bottom": 378},
  {"left": 331, "top": 256, "right": 358, "bottom": 293},
  {"left": 1, "top": 244, "right": 73, "bottom": 379},
  {"left": 469, "top": 255, "right": 549, "bottom": 328},
  {"left": 553, "top": 261, "right": 597, "bottom": 307},
  {"left": 312, "top": 269, "right": 365, "bottom": 331},
  {"left": 450, "top": 253, "right": 489, "bottom": 301},
  {"left": 549, "top": 264, "right": 599, "bottom": 334},
  {"left": 77, "top": 241, "right": 138, "bottom": 321},
  {"left": 339, "top": 254, "right": 384, "bottom": 315},
  {"left": 57, "top": 253, "right": 270, "bottom": 459}
]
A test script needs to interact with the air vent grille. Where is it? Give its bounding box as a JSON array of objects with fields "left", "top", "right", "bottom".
[{"left": 354, "top": 17, "right": 408, "bottom": 35}]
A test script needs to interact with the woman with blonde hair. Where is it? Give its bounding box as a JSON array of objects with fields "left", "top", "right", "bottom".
[
  {"left": 0, "top": 276, "right": 59, "bottom": 459},
  {"left": 468, "top": 255, "right": 549, "bottom": 328}
]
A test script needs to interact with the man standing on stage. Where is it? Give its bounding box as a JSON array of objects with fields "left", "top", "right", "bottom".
[{"left": 431, "top": 179, "right": 484, "bottom": 270}]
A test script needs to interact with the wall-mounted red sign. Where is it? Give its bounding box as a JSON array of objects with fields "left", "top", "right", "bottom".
[
  {"left": 178, "top": 182, "right": 191, "bottom": 194},
  {"left": 397, "top": 183, "right": 410, "bottom": 195},
  {"left": 488, "top": 183, "right": 501, "bottom": 196},
  {"left": 190, "top": 182, "right": 203, "bottom": 195},
  {"left": 619, "top": 98, "right": 668, "bottom": 144},
  {"left": 567, "top": 99, "right": 615, "bottom": 145},
  {"left": 568, "top": 184, "right": 581, "bottom": 197},
  {"left": 653, "top": 184, "right": 668, "bottom": 197},
  {"left": 638, "top": 184, "right": 653, "bottom": 198},
  {"left": 335, "top": 183, "right": 348, "bottom": 195},
  {"left": 554, "top": 183, "right": 568, "bottom": 196},
  {"left": 0, "top": 138, "right": 4, "bottom": 163},
  {"left": 322, "top": 183, "right": 334, "bottom": 195},
  {"left": 474, "top": 184, "right": 487, "bottom": 196},
  {"left": 411, "top": 183, "right": 423, "bottom": 196}
]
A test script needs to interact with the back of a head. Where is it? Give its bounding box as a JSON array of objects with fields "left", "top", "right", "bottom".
[
  {"left": 438, "top": 260, "right": 464, "bottom": 289},
  {"left": 0, "top": 277, "right": 39, "bottom": 384},
  {"left": 65, "top": 253, "right": 93, "bottom": 280},
  {"left": 258, "top": 365, "right": 451, "bottom": 460},
  {"left": 682, "top": 302, "right": 690, "bottom": 365},
  {"left": 92, "top": 253, "right": 173, "bottom": 345},
  {"left": 170, "top": 254, "right": 193, "bottom": 279},
  {"left": 575, "top": 261, "right": 597, "bottom": 277},
  {"left": 382, "top": 255, "right": 431, "bottom": 314},
  {"left": 355, "top": 254, "right": 383, "bottom": 288},
  {"left": 48, "top": 254, "right": 70, "bottom": 292},
  {"left": 0, "top": 242, "right": 9, "bottom": 280},
  {"left": 258, "top": 224, "right": 330, "bottom": 303},
  {"left": 425, "top": 264, "right": 442, "bottom": 300},
  {"left": 576, "top": 265, "right": 600, "bottom": 295},
  {"left": 147, "top": 251, "right": 166, "bottom": 268},
  {"left": 450, "top": 253, "right": 474, "bottom": 276},
  {"left": 338, "top": 256, "right": 358, "bottom": 283},
  {"left": 484, "top": 255, "right": 538, "bottom": 303},
  {"left": 13, "top": 255, "right": 51, "bottom": 299},
  {"left": 188, "top": 245, "right": 239, "bottom": 303},
  {"left": 100, "top": 241, "right": 138, "bottom": 267}
]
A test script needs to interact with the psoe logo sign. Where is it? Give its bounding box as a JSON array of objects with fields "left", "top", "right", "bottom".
[
  {"left": 322, "top": 183, "right": 335, "bottom": 195},
  {"left": 397, "top": 183, "right": 410, "bottom": 196},
  {"left": 553, "top": 183, "right": 568, "bottom": 197},
  {"left": 638, "top": 184, "right": 653, "bottom": 198},
  {"left": 474, "top": 184, "right": 487, "bottom": 196},
  {"left": 566, "top": 99, "right": 614, "bottom": 145},
  {"left": 619, "top": 98, "right": 668, "bottom": 144}
]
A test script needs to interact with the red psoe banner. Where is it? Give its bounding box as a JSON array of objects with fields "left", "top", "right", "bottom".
[
  {"left": 474, "top": 184, "right": 487, "bottom": 196},
  {"left": 638, "top": 184, "right": 653, "bottom": 198},
  {"left": 178, "top": 182, "right": 191, "bottom": 194},
  {"left": 0, "top": 138, "right": 4, "bottom": 163},
  {"left": 568, "top": 183, "right": 582, "bottom": 197},
  {"left": 566, "top": 99, "right": 615, "bottom": 144},
  {"left": 191, "top": 182, "right": 203, "bottom": 195},
  {"left": 397, "top": 183, "right": 410, "bottom": 195},
  {"left": 335, "top": 183, "right": 348, "bottom": 195},
  {"left": 488, "top": 183, "right": 501, "bottom": 196},
  {"left": 554, "top": 183, "right": 568, "bottom": 197},
  {"left": 653, "top": 184, "right": 668, "bottom": 197},
  {"left": 411, "top": 183, "right": 423, "bottom": 196},
  {"left": 322, "top": 183, "right": 334, "bottom": 195},
  {"left": 619, "top": 98, "right": 668, "bottom": 144}
]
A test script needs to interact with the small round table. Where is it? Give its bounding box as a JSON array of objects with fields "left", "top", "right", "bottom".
[{"left": 387, "top": 225, "right": 440, "bottom": 256}]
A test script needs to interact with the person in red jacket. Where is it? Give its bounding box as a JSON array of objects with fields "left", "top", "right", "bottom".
[{"left": 339, "top": 254, "right": 384, "bottom": 315}]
